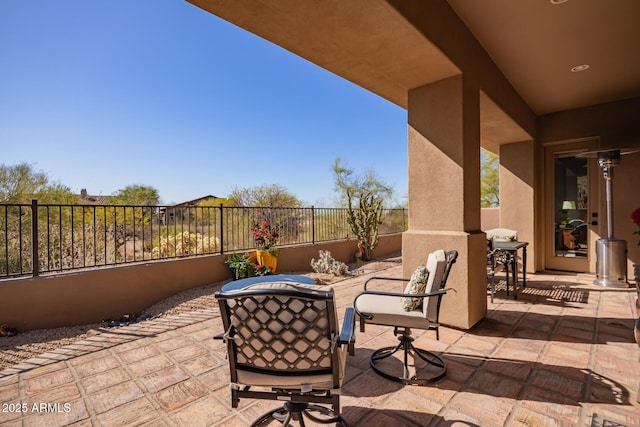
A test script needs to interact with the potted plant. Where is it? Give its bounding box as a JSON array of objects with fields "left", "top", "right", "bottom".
[
  {"left": 251, "top": 220, "right": 279, "bottom": 272},
  {"left": 225, "top": 252, "right": 254, "bottom": 280},
  {"left": 254, "top": 264, "right": 274, "bottom": 276}
]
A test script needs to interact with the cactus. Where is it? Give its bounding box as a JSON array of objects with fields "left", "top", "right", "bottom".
[{"left": 346, "top": 189, "right": 383, "bottom": 261}]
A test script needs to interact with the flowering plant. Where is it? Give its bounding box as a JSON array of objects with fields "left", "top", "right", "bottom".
[
  {"left": 631, "top": 207, "right": 640, "bottom": 246},
  {"left": 254, "top": 264, "right": 274, "bottom": 276},
  {"left": 251, "top": 220, "right": 279, "bottom": 251}
]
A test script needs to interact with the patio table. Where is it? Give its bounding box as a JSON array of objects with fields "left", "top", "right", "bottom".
[
  {"left": 221, "top": 274, "right": 315, "bottom": 292},
  {"left": 491, "top": 241, "right": 528, "bottom": 299}
]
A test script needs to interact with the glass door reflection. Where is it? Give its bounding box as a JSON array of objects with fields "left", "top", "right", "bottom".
[{"left": 554, "top": 154, "right": 588, "bottom": 258}]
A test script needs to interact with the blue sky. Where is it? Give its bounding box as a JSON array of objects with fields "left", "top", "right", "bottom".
[{"left": 0, "top": 0, "right": 407, "bottom": 206}]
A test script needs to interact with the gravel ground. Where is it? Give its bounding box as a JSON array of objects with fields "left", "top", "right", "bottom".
[{"left": 0, "top": 255, "right": 401, "bottom": 370}]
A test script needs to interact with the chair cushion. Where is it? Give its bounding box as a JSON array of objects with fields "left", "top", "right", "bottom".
[
  {"left": 422, "top": 250, "right": 447, "bottom": 323},
  {"left": 486, "top": 228, "right": 518, "bottom": 242},
  {"left": 355, "top": 249, "right": 447, "bottom": 328},
  {"left": 355, "top": 293, "right": 431, "bottom": 329},
  {"left": 401, "top": 265, "right": 429, "bottom": 311}
]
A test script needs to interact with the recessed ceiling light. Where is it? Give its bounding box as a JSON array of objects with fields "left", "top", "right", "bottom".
[
  {"left": 571, "top": 64, "right": 590, "bottom": 72},
  {"left": 550, "top": 0, "right": 569, "bottom": 4}
]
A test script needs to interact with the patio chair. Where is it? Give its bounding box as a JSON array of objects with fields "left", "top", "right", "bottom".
[
  {"left": 353, "top": 249, "right": 458, "bottom": 385},
  {"left": 487, "top": 239, "right": 513, "bottom": 302},
  {"left": 486, "top": 228, "right": 519, "bottom": 299},
  {"left": 215, "top": 281, "right": 355, "bottom": 426},
  {"left": 571, "top": 222, "right": 588, "bottom": 250},
  {"left": 485, "top": 228, "right": 519, "bottom": 244}
]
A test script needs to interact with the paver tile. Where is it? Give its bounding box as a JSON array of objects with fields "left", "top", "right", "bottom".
[
  {"left": 180, "top": 354, "right": 222, "bottom": 376},
  {"left": 519, "top": 385, "right": 581, "bottom": 423},
  {"left": 167, "top": 343, "right": 207, "bottom": 363},
  {"left": 466, "top": 370, "right": 524, "bottom": 399},
  {"left": 117, "top": 344, "right": 160, "bottom": 364},
  {"left": 196, "top": 366, "right": 230, "bottom": 392},
  {"left": 447, "top": 390, "right": 514, "bottom": 426},
  {"left": 95, "top": 397, "right": 157, "bottom": 426},
  {"left": 24, "top": 369, "right": 75, "bottom": 395},
  {"left": 155, "top": 335, "right": 194, "bottom": 352},
  {"left": 86, "top": 381, "right": 145, "bottom": 414},
  {"left": 72, "top": 355, "right": 120, "bottom": 378},
  {"left": 21, "top": 361, "right": 67, "bottom": 379},
  {"left": 139, "top": 365, "right": 189, "bottom": 393},
  {"left": 2, "top": 267, "right": 639, "bottom": 426},
  {"left": 153, "top": 378, "right": 207, "bottom": 412},
  {"left": 509, "top": 407, "right": 576, "bottom": 427},
  {"left": 80, "top": 367, "right": 130, "bottom": 394},
  {"left": 24, "top": 383, "right": 80, "bottom": 406},
  {"left": 126, "top": 354, "right": 173, "bottom": 376},
  {"left": 0, "top": 380, "right": 19, "bottom": 401},
  {"left": 23, "top": 397, "right": 89, "bottom": 427},
  {"left": 168, "top": 395, "right": 229, "bottom": 426},
  {"left": 382, "top": 387, "right": 442, "bottom": 425}
]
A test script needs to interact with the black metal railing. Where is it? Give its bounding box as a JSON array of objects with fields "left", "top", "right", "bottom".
[{"left": 0, "top": 201, "right": 407, "bottom": 278}]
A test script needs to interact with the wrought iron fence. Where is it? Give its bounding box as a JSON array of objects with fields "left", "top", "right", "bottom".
[{"left": 0, "top": 201, "right": 406, "bottom": 278}]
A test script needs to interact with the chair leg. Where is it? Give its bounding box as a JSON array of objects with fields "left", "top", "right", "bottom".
[
  {"left": 512, "top": 256, "right": 518, "bottom": 300},
  {"left": 487, "top": 270, "right": 495, "bottom": 303},
  {"left": 251, "top": 402, "right": 348, "bottom": 427},
  {"left": 370, "top": 328, "right": 446, "bottom": 385},
  {"left": 504, "top": 261, "right": 510, "bottom": 296}
]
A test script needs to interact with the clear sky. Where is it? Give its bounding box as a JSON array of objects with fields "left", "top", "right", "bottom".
[{"left": 0, "top": 0, "right": 407, "bottom": 206}]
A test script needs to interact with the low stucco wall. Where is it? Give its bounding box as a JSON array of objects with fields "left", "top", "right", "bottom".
[
  {"left": 0, "top": 234, "right": 401, "bottom": 332},
  {"left": 277, "top": 233, "right": 401, "bottom": 273}
]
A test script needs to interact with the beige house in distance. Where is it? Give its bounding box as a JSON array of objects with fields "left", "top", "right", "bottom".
[{"left": 187, "top": 0, "right": 640, "bottom": 329}]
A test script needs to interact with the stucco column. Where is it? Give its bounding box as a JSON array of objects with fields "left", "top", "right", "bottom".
[
  {"left": 499, "top": 141, "right": 536, "bottom": 273},
  {"left": 404, "top": 75, "right": 486, "bottom": 329}
]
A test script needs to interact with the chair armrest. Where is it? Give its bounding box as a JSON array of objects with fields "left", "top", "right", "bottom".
[
  {"left": 339, "top": 307, "right": 356, "bottom": 346},
  {"left": 364, "top": 276, "right": 409, "bottom": 290},
  {"left": 357, "top": 289, "right": 447, "bottom": 300}
]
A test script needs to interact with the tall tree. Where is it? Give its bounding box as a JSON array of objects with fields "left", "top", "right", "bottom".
[
  {"left": 332, "top": 157, "right": 393, "bottom": 260},
  {"left": 113, "top": 184, "right": 160, "bottom": 206},
  {"left": 0, "top": 162, "right": 73, "bottom": 204},
  {"left": 480, "top": 148, "right": 500, "bottom": 207},
  {"left": 228, "top": 184, "right": 301, "bottom": 207},
  {"left": 332, "top": 157, "right": 393, "bottom": 206},
  {"left": 227, "top": 184, "right": 302, "bottom": 248}
]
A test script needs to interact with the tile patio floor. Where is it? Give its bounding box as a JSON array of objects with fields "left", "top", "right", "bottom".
[{"left": 1, "top": 264, "right": 639, "bottom": 426}]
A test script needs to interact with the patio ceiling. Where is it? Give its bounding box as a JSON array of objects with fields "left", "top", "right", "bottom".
[
  {"left": 447, "top": 0, "right": 640, "bottom": 116},
  {"left": 186, "top": 0, "right": 640, "bottom": 149}
]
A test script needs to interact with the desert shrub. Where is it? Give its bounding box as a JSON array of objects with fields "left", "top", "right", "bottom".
[{"left": 152, "top": 231, "right": 219, "bottom": 258}]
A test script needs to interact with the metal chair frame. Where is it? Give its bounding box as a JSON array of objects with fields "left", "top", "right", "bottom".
[
  {"left": 215, "top": 283, "right": 355, "bottom": 427},
  {"left": 354, "top": 250, "right": 458, "bottom": 385}
]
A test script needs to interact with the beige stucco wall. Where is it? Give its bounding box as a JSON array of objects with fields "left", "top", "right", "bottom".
[
  {"left": 481, "top": 208, "right": 500, "bottom": 231},
  {"left": 405, "top": 76, "right": 487, "bottom": 330},
  {"left": 0, "top": 234, "right": 401, "bottom": 332},
  {"left": 277, "top": 233, "right": 401, "bottom": 273},
  {"left": 539, "top": 98, "right": 640, "bottom": 276},
  {"left": 612, "top": 152, "right": 640, "bottom": 275},
  {"left": 500, "top": 141, "right": 537, "bottom": 273}
]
